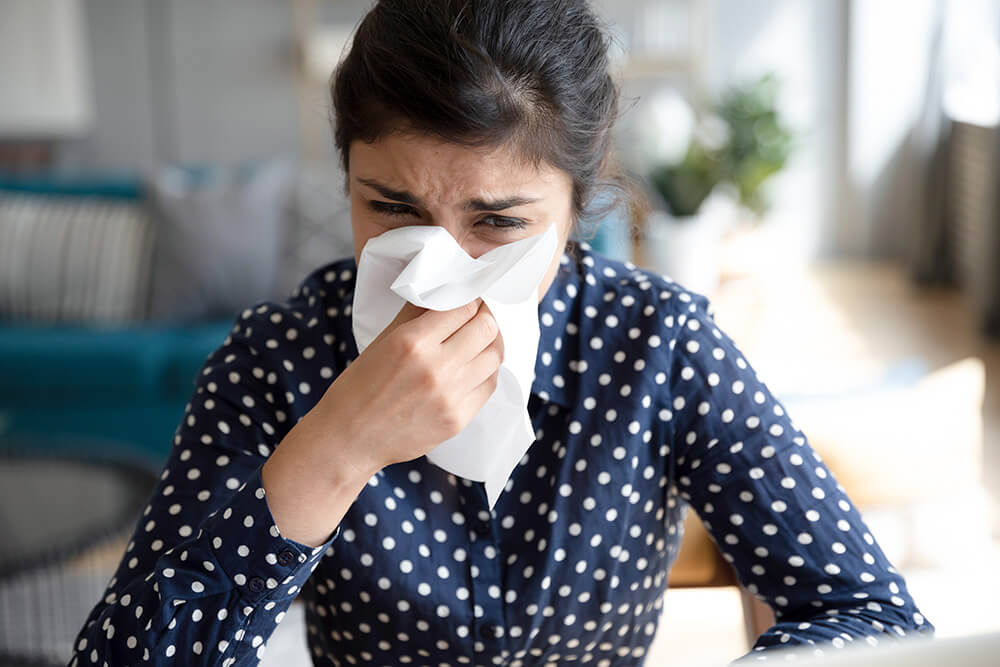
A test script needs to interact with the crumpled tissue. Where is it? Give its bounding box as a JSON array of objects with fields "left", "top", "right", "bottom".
[{"left": 351, "top": 223, "right": 559, "bottom": 508}]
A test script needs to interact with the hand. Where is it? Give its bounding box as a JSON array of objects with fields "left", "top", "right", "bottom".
[
  {"left": 261, "top": 298, "right": 503, "bottom": 546},
  {"left": 311, "top": 297, "right": 505, "bottom": 479}
]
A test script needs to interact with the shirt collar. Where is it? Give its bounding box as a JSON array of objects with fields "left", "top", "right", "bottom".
[{"left": 530, "top": 243, "right": 583, "bottom": 408}]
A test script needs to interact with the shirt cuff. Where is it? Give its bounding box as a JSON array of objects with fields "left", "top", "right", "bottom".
[{"left": 202, "top": 465, "right": 341, "bottom": 605}]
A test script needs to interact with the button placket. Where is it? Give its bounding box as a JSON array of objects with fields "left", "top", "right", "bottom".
[{"left": 465, "top": 482, "right": 506, "bottom": 650}]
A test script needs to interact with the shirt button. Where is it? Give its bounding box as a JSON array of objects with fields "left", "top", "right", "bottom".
[
  {"left": 248, "top": 577, "right": 265, "bottom": 593},
  {"left": 277, "top": 549, "right": 297, "bottom": 566},
  {"left": 479, "top": 623, "right": 497, "bottom": 640}
]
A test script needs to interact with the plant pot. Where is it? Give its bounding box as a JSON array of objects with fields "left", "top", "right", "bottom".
[{"left": 642, "top": 189, "right": 736, "bottom": 295}]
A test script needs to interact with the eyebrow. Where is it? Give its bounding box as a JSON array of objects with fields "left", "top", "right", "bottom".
[{"left": 357, "top": 177, "right": 541, "bottom": 211}]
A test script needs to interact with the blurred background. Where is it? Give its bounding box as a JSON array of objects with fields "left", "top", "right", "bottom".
[{"left": 1, "top": 0, "right": 999, "bottom": 665}]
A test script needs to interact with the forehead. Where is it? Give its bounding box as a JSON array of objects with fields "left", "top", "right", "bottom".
[{"left": 348, "top": 132, "right": 571, "bottom": 203}]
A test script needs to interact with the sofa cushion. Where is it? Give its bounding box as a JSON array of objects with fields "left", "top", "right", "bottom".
[
  {"left": 0, "top": 319, "right": 233, "bottom": 402},
  {"left": 159, "top": 319, "right": 238, "bottom": 398},
  {"left": 0, "top": 406, "right": 187, "bottom": 468},
  {"left": 0, "top": 324, "right": 166, "bottom": 400}
]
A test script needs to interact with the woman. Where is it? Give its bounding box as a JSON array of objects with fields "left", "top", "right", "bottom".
[{"left": 71, "top": 1, "right": 932, "bottom": 665}]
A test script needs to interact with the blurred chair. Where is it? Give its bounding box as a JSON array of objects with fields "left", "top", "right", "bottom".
[{"left": 668, "top": 509, "right": 774, "bottom": 647}]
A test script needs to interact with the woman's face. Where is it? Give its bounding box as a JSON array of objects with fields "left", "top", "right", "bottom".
[{"left": 347, "top": 131, "right": 575, "bottom": 303}]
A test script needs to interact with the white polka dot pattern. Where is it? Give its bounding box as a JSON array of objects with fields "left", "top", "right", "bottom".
[{"left": 69, "top": 242, "right": 932, "bottom": 666}]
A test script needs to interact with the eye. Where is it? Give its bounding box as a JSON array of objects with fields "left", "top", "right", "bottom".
[
  {"left": 369, "top": 201, "right": 418, "bottom": 217},
  {"left": 478, "top": 215, "right": 527, "bottom": 231}
]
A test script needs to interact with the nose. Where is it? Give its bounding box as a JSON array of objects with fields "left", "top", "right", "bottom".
[{"left": 434, "top": 221, "right": 489, "bottom": 259}]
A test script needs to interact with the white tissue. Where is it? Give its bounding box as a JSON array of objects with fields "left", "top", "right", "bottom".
[{"left": 351, "top": 223, "right": 559, "bottom": 508}]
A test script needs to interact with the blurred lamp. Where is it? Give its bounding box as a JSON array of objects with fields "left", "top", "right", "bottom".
[{"left": 0, "top": 0, "right": 93, "bottom": 138}]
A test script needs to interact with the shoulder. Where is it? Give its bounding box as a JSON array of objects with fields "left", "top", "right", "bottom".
[
  {"left": 575, "top": 248, "right": 762, "bottom": 414},
  {"left": 227, "top": 257, "right": 357, "bottom": 344},
  {"left": 572, "top": 241, "right": 717, "bottom": 337},
  {"left": 183, "top": 256, "right": 359, "bottom": 426},
  {"left": 568, "top": 242, "right": 745, "bottom": 404},
  {"left": 201, "top": 257, "right": 358, "bottom": 390},
  {"left": 553, "top": 243, "right": 725, "bottom": 406}
]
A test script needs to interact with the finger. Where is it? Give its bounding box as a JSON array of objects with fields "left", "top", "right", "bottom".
[
  {"left": 407, "top": 297, "right": 483, "bottom": 343},
  {"left": 373, "top": 301, "right": 427, "bottom": 344},
  {"left": 441, "top": 301, "right": 500, "bottom": 362},
  {"left": 460, "top": 367, "right": 501, "bottom": 417},
  {"left": 393, "top": 300, "right": 426, "bottom": 324},
  {"left": 460, "top": 331, "right": 504, "bottom": 390}
]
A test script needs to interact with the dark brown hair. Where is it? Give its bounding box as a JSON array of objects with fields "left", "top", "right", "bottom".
[{"left": 331, "top": 0, "right": 639, "bottom": 232}]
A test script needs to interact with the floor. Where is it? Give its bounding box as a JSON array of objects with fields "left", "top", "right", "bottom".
[{"left": 262, "top": 254, "right": 1000, "bottom": 665}]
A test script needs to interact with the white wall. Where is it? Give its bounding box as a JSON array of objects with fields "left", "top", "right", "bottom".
[
  {"left": 51, "top": 0, "right": 960, "bottom": 265},
  {"left": 57, "top": 0, "right": 156, "bottom": 170},
  {"left": 597, "top": 0, "right": 850, "bottom": 263},
  {"left": 705, "top": 0, "right": 848, "bottom": 263},
  {"left": 618, "top": 0, "right": 955, "bottom": 262},
  {"left": 843, "top": 0, "right": 944, "bottom": 260},
  {"left": 58, "top": 0, "right": 300, "bottom": 171}
]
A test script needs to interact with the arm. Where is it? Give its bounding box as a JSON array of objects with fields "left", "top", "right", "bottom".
[
  {"left": 69, "top": 280, "right": 503, "bottom": 666},
  {"left": 659, "top": 288, "right": 934, "bottom": 661},
  {"left": 68, "top": 301, "right": 368, "bottom": 666}
]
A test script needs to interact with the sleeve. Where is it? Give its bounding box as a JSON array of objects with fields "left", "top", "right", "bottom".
[
  {"left": 657, "top": 287, "right": 934, "bottom": 661},
  {"left": 68, "top": 301, "right": 343, "bottom": 666}
]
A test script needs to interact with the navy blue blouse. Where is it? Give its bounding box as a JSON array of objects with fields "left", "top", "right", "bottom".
[{"left": 71, "top": 241, "right": 933, "bottom": 666}]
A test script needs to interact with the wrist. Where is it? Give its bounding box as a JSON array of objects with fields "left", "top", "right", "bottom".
[
  {"left": 314, "top": 376, "right": 388, "bottom": 483},
  {"left": 261, "top": 417, "right": 376, "bottom": 548},
  {"left": 286, "top": 401, "right": 384, "bottom": 489}
]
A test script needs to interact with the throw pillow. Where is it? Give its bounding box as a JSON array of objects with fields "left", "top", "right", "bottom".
[
  {"left": 0, "top": 192, "right": 154, "bottom": 323},
  {"left": 276, "top": 162, "right": 355, "bottom": 297},
  {"left": 146, "top": 159, "right": 294, "bottom": 322}
]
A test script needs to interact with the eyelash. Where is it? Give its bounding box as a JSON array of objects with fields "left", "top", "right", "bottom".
[{"left": 368, "top": 201, "right": 527, "bottom": 231}]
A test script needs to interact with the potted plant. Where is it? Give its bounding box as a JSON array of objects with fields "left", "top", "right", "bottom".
[{"left": 642, "top": 74, "right": 794, "bottom": 294}]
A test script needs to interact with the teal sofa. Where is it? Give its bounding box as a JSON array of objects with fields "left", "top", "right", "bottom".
[
  {"left": 0, "top": 319, "right": 233, "bottom": 465},
  {"left": 0, "top": 172, "right": 241, "bottom": 466}
]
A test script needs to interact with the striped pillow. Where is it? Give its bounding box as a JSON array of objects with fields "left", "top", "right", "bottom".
[{"left": 0, "top": 193, "right": 154, "bottom": 323}]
